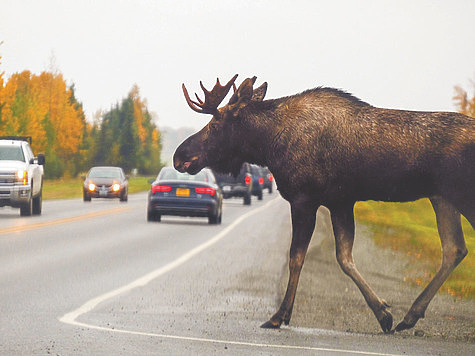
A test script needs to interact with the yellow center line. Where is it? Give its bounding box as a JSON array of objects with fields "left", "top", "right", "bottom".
[{"left": 0, "top": 206, "right": 133, "bottom": 235}]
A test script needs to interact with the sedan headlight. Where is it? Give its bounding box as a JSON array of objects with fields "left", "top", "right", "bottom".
[
  {"left": 88, "top": 183, "right": 96, "bottom": 192},
  {"left": 112, "top": 183, "right": 121, "bottom": 192}
]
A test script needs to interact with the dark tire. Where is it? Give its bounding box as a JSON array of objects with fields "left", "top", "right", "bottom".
[
  {"left": 208, "top": 210, "right": 219, "bottom": 224},
  {"left": 120, "top": 191, "right": 128, "bottom": 202},
  {"left": 268, "top": 186, "right": 273, "bottom": 194},
  {"left": 244, "top": 193, "right": 251, "bottom": 205},
  {"left": 20, "top": 192, "right": 33, "bottom": 216},
  {"left": 83, "top": 191, "right": 91, "bottom": 202},
  {"left": 147, "top": 209, "right": 161, "bottom": 222},
  {"left": 32, "top": 190, "right": 42, "bottom": 215},
  {"left": 258, "top": 190, "right": 263, "bottom": 200}
]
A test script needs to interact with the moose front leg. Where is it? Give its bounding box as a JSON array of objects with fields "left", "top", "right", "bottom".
[
  {"left": 261, "top": 201, "right": 318, "bottom": 329},
  {"left": 331, "top": 204, "right": 393, "bottom": 333}
]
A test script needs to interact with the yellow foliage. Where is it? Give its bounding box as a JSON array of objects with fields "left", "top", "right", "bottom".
[
  {"left": 130, "top": 84, "right": 147, "bottom": 146},
  {"left": 0, "top": 69, "right": 85, "bottom": 158},
  {"left": 453, "top": 82, "right": 475, "bottom": 118}
]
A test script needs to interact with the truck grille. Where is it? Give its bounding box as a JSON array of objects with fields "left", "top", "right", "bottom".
[{"left": 0, "top": 172, "right": 16, "bottom": 185}]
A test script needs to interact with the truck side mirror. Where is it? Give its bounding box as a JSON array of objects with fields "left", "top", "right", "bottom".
[{"left": 37, "top": 154, "right": 45, "bottom": 165}]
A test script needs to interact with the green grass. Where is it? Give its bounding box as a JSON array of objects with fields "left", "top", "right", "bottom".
[
  {"left": 355, "top": 199, "right": 474, "bottom": 299},
  {"left": 43, "top": 176, "right": 154, "bottom": 200}
]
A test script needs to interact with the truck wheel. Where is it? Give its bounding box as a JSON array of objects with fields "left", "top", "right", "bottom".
[
  {"left": 20, "top": 194, "right": 33, "bottom": 216},
  {"left": 32, "top": 190, "right": 42, "bottom": 215}
]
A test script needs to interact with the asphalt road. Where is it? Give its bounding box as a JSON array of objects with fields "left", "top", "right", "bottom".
[{"left": 0, "top": 192, "right": 473, "bottom": 355}]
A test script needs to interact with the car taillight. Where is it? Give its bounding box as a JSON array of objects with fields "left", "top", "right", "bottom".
[
  {"left": 245, "top": 176, "right": 251, "bottom": 185},
  {"left": 258, "top": 177, "right": 264, "bottom": 185},
  {"left": 152, "top": 185, "right": 171, "bottom": 193},
  {"left": 268, "top": 174, "right": 274, "bottom": 182},
  {"left": 195, "top": 187, "right": 215, "bottom": 196}
]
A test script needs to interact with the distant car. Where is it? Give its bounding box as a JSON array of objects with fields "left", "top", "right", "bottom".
[
  {"left": 147, "top": 167, "right": 223, "bottom": 224},
  {"left": 261, "top": 166, "right": 274, "bottom": 194},
  {"left": 83, "top": 166, "right": 128, "bottom": 202},
  {"left": 214, "top": 162, "right": 252, "bottom": 205},
  {"left": 250, "top": 164, "right": 264, "bottom": 200}
]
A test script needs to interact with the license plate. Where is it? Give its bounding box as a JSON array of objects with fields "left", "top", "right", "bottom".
[
  {"left": 99, "top": 188, "right": 108, "bottom": 197},
  {"left": 176, "top": 188, "right": 190, "bottom": 197},
  {"left": 223, "top": 185, "right": 231, "bottom": 192}
]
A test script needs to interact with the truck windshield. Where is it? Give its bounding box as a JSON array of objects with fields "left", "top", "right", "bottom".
[{"left": 0, "top": 146, "right": 25, "bottom": 162}]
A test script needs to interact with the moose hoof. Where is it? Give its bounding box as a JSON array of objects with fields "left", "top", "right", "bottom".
[
  {"left": 395, "top": 320, "right": 416, "bottom": 332},
  {"left": 378, "top": 310, "right": 393, "bottom": 334},
  {"left": 261, "top": 320, "right": 282, "bottom": 329}
]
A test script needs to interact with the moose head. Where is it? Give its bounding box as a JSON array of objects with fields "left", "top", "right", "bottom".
[{"left": 173, "top": 75, "right": 267, "bottom": 176}]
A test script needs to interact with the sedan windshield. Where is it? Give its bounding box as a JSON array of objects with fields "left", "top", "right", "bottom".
[
  {"left": 159, "top": 169, "right": 208, "bottom": 182},
  {"left": 0, "top": 146, "right": 25, "bottom": 162},
  {"left": 88, "top": 168, "right": 121, "bottom": 179}
]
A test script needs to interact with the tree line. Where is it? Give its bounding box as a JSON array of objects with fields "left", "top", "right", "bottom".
[{"left": 0, "top": 57, "right": 162, "bottom": 178}]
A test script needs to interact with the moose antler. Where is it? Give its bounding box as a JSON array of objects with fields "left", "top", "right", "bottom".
[{"left": 182, "top": 74, "right": 238, "bottom": 114}]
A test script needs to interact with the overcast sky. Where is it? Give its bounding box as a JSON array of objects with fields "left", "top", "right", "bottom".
[{"left": 1, "top": 0, "right": 474, "bottom": 130}]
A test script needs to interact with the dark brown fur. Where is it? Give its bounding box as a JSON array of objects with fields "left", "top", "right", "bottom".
[{"left": 174, "top": 75, "right": 474, "bottom": 333}]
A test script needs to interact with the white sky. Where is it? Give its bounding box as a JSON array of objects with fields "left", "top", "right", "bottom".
[{"left": 1, "top": 0, "right": 474, "bottom": 130}]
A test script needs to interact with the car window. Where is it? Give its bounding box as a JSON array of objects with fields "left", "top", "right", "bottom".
[
  {"left": 0, "top": 145, "right": 25, "bottom": 162},
  {"left": 159, "top": 169, "right": 208, "bottom": 182},
  {"left": 88, "top": 168, "right": 121, "bottom": 178}
]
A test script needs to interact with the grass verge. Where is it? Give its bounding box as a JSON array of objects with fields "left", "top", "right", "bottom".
[
  {"left": 43, "top": 176, "right": 154, "bottom": 200},
  {"left": 355, "top": 199, "right": 474, "bottom": 299}
]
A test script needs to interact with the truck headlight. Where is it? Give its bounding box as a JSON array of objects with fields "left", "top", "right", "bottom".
[{"left": 16, "top": 170, "right": 28, "bottom": 185}]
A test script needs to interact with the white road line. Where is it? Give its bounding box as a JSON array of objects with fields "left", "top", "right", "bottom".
[{"left": 59, "top": 196, "right": 402, "bottom": 356}]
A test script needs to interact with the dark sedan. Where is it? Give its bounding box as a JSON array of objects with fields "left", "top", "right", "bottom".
[
  {"left": 147, "top": 167, "right": 222, "bottom": 224},
  {"left": 83, "top": 166, "right": 128, "bottom": 202}
]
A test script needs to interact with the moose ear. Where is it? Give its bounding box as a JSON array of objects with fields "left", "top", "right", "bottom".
[
  {"left": 226, "top": 76, "right": 257, "bottom": 117},
  {"left": 251, "top": 82, "right": 267, "bottom": 102}
]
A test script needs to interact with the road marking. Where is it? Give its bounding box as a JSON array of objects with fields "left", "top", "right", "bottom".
[
  {"left": 0, "top": 206, "right": 132, "bottom": 235},
  {"left": 59, "top": 197, "right": 403, "bottom": 356}
]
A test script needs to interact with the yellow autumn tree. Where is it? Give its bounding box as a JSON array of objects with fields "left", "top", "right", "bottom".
[
  {"left": 130, "top": 84, "right": 147, "bottom": 146},
  {"left": 0, "top": 65, "right": 86, "bottom": 177},
  {"left": 1, "top": 71, "right": 47, "bottom": 150},
  {"left": 453, "top": 78, "right": 475, "bottom": 118}
]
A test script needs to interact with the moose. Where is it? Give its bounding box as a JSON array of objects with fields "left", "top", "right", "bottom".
[{"left": 173, "top": 74, "right": 474, "bottom": 333}]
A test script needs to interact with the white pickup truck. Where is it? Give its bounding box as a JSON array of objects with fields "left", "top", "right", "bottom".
[{"left": 0, "top": 137, "right": 45, "bottom": 216}]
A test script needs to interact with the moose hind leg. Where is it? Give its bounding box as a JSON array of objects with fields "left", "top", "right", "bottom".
[
  {"left": 395, "top": 197, "right": 468, "bottom": 332},
  {"left": 261, "top": 201, "right": 317, "bottom": 329},
  {"left": 331, "top": 204, "right": 393, "bottom": 333}
]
